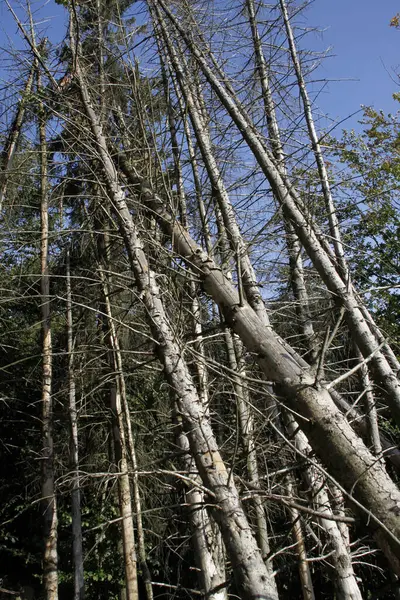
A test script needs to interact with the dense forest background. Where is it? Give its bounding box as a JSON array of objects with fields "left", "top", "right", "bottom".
[{"left": 0, "top": 1, "right": 400, "bottom": 599}]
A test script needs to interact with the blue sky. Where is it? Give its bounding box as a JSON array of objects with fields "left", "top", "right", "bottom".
[
  {"left": 0, "top": 0, "right": 398, "bottom": 132},
  {"left": 305, "top": 0, "right": 399, "bottom": 129}
]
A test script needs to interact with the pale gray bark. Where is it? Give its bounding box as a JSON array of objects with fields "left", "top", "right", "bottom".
[
  {"left": 355, "top": 348, "right": 383, "bottom": 459},
  {"left": 162, "top": 82, "right": 228, "bottom": 598},
  {"left": 109, "top": 380, "right": 139, "bottom": 600},
  {"left": 218, "top": 218, "right": 275, "bottom": 581},
  {"left": 278, "top": 0, "right": 347, "bottom": 277},
  {"left": 283, "top": 413, "right": 362, "bottom": 600},
  {"left": 177, "top": 427, "right": 227, "bottom": 600},
  {"left": 245, "top": 11, "right": 361, "bottom": 584},
  {"left": 154, "top": 10, "right": 270, "bottom": 328},
  {"left": 153, "top": 0, "right": 400, "bottom": 426},
  {"left": 38, "top": 66, "right": 58, "bottom": 600},
  {"left": 126, "top": 170, "right": 400, "bottom": 571},
  {"left": 75, "top": 55, "right": 279, "bottom": 600}
]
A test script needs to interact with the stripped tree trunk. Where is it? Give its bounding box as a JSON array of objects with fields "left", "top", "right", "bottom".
[
  {"left": 167, "top": 86, "right": 228, "bottom": 598},
  {"left": 283, "top": 413, "right": 363, "bottom": 600},
  {"left": 74, "top": 51, "right": 279, "bottom": 600},
  {"left": 120, "top": 163, "right": 400, "bottom": 571},
  {"left": 355, "top": 347, "right": 383, "bottom": 459},
  {"left": 66, "top": 248, "right": 85, "bottom": 600},
  {"left": 38, "top": 67, "right": 58, "bottom": 600},
  {"left": 216, "top": 213, "right": 276, "bottom": 582},
  {"left": 154, "top": 11, "right": 270, "bottom": 328},
  {"left": 177, "top": 426, "right": 228, "bottom": 600},
  {"left": 244, "top": 5, "right": 362, "bottom": 593},
  {"left": 153, "top": 0, "right": 400, "bottom": 425},
  {"left": 278, "top": 0, "right": 347, "bottom": 277}
]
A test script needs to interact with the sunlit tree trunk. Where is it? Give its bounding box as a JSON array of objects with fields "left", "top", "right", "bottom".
[
  {"left": 0, "top": 64, "right": 35, "bottom": 213},
  {"left": 125, "top": 163, "right": 400, "bottom": 572},
  {"left": 283, "top": 412, "right": 362, "bottom": 600},
  {"left": 74, "top": 53, "right": 279, "bottom": 600},
  {"left": 153, "top": 0, "right": 400, "bottom": 424},
  {"left": 177, "top": 425, "right": 227, "bottom": 600}
]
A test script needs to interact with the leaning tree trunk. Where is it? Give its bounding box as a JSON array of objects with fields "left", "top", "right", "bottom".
[
  {"left": 283, "top": 412, "right": 363, "bottom": 600},
  {"left": 216, "top": 212, "right": 276, "bottom": 581},
  {"left": 38, "top": 66, "right": 58, "bottom": 600},
  {"left": 165, "top": 87, "right": 228, "bottom": 598},
  {"left": 177, "top": 425, "right": 228, "bottom": 600},
  {"left": 118, "top": 158, "right": 400, "bottom": 572},
  {"left": 154, "top": 14, "right": 270, "bottom": 328},
  {"left": 285, "top": 477, "right": 315, "bottom": 600},
  {"left": 74, "top": 51, "right": 279, "bottom": 600},
  {"left": 244, "top": 7, "right": 362, "bottom": 592},
  {"left": 152, "top": 0, "right": 400, "bottom": 426}
]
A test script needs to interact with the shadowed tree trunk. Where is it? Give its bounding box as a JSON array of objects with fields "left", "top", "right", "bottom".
[{"left": 66, "top": 247, "right": 85, "bottom": 600}]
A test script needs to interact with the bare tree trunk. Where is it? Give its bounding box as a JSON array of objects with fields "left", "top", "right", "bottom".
[
  {"left": 74, "top": 53, "right": 279, "bottom": 600},
  {"left": 38, "top": 67, "right": 58, "bottom": 600},
  {"left": 246, "top": 0, "right": 318, "bottom": 363},
  {"left": 217, "top": 212, "right": 275, "bottom": 577},
  {"left": 0, "top": 64, "right": 35, "bottom": 212},
  {"left": 154, "top": 12, "right": 270, "bottom": 328},
  {"left": 355, "top": 348, "right": 383, "bottom": 458},
  {"left": 66, "top": 248, "right": 85, "bottom": 600},
  {"left": 283, "top": 413, "right": 363, "bottom": 600},
  {"left": 126, "top": 428, "right": 153, "bottom": 600},
  {"left": 163, "top": 88, "right": 228, "bottom": 597},
  {"left": 109, "top": 379, "right": 138, "bottom": 600},
  {"left": 278, "top": 0, "right": 347, "bottom": 277},
  {"left": 177, "top": 425, "right": 227, "bottom": 600},
  {"left": 123, "top": 164, "right": 400, "bottom": 571},
  {"left": 95, "top": 237, "right": 151, "bottom": 600},
  {"left": 155, "top": 6, "right": 362, "bottom": 593},
  {"left": 245, "top": 9, "right": 361, "bottom": 584},
  {"left": 153, "top": 0, "right": 400, "bottom": 425}
]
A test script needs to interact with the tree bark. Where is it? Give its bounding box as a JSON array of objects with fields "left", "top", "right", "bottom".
[
  {"left": 177, "top": 425, "right": 227, "bottom": 600},
  {"left": 285, "top": 477, "right": 315, "bottom": 600},
  {"left": 124, "top": 167, "right": 400, "bottom": 572},
  {"left": 38, "top": 67, "right": 58, "bottom": 600},
  {"left": 283, "top": 412, "right": 363, "bottom": 600},
  {"left": 98, "top": 227, "right": 139, "bottom": 600}
]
